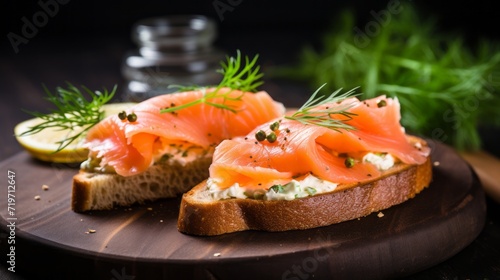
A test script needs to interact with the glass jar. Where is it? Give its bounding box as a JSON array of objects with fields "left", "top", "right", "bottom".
[{"left": 121, "top": 15, "right": 225, "bottom": 101}]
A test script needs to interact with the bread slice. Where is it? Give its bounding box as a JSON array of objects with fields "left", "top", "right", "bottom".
[
  {"left": 177, "top": 139, "right": 432, "bottom": 236},
  {"left": 72, "top": 155, "right": 212, "bottom": 212}
]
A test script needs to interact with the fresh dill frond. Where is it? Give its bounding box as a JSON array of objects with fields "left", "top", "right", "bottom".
[
  {"left": 217, "top": 50, "right": 264, "bottom": 92},
  {"left": 167, "top": 84, "right": 201, "bottom": 92},
  {"left": 161, "top": 50, "right": 263, "bottom": 114},
  {"left": 285, "top": 85, "right": 358, "bottom": 132},
  {"left": 19, "top": 83, "right": 116, "bottom": 152}
]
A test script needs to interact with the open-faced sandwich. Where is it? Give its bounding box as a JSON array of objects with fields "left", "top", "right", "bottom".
[
  {"left": 178, "top": 87, "right": 432, "bottom": 235},
  {"left": 71, "top": 52, "right": 285, "bottom": 212}
]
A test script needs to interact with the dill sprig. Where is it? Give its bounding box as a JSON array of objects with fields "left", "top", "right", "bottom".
[
  {"left": 285, "top": 85, "right": 358, "bottom": 132},
  {"left": 20, "top": 83, "right": 116, "bottom": 152},
  {"left": 160, "top": 50, "right": 263, "bottom": 114}
]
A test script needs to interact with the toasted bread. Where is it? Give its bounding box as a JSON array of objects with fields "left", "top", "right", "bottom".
[
  {"left": 71, "top": 155, "right": 212, "bottom": 212},
  {"left": 177, "top": 138, "right": 432, "bottom": 236}
]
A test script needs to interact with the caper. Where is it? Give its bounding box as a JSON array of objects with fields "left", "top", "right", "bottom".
[{"left": 255, "top": 130, "right": 266, "bottom": 141}]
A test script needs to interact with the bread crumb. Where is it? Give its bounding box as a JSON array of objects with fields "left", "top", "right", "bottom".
[
  {"left": 433, "top": 161, "right": 440, "bottom": 166},
  {"left": 42, "top": 184, "right": 49, "bottom": 191},
  {"left": 213, "top": 253, "right": 221, "bottom": 257},
  {"left": 377, "top": 212, "right": 384, "bottom": 218},
  {"left": 34, "top": 195, "right": 41, "bottom": 200},
  {"left": 160, "top": 220, "right": 163, "bottom": 223},
  {"left": 80, "top": 219, "right": 83, "bottom": 222},
  {"left": 88, "top": 229, "right": 96, "bottom": 234},
  {"left": 147, "top": 207, "right": 153, "bottom": 211}
]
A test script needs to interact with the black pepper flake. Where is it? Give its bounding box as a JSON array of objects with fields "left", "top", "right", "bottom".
[
  {"left": 244, "top": 137, "right": 248, "bottom": 140},
  {"left": 254, "top": 141, "right": 258, "bottom": 144},
  {"left": 249, "top": 155, "right": 253, "bottom": 158},
  {"left": 285, "top": 128, "right": 291, "bottom": 133},
  {"left": 367, "top": 174, "right": 372, "bottom": 177},
  {"left": 207, "top": 133, "right": 212, "bottom": 137}
]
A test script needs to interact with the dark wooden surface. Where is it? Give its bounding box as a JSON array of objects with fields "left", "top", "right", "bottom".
[
  {"left": 0, "top": 126, "right": 489, "bottom": 279},
  {"left": 1, "top": 11, "right": 500, "bottom": 277}
]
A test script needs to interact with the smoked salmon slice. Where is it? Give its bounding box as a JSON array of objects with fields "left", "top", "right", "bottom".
[
  {"left": 209, "top": 95, "right": 430, "bottom": 189},
  {"left": 84, "top": 87, "right": 284, "bottom": 176}
]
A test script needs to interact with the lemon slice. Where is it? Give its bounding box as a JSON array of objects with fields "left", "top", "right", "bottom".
[{"left": 14, "top": 103, "right": 136, "bottom": 163}]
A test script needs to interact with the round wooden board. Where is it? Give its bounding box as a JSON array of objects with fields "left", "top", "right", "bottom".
[{"left": 0, "top": 140, "right": 486, "bottom": 280}]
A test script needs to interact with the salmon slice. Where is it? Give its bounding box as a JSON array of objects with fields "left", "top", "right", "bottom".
[
  {"left": 84, "top": 88, "right": 284, "bottom": 176},
  {"left": 209, "top": 95, "right": 430, "bottom": 189}
]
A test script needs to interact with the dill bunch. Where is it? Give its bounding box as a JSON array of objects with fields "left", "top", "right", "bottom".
[{"left": 275, "top": 5, "right": 500, "bottom": 151}]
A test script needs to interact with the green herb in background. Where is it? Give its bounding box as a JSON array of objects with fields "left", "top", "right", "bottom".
[{"left": 274, "top": 4, "right": 500, "bottom": 151}]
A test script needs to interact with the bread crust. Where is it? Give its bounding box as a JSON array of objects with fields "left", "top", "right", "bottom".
[
  {"left": 72, "top": 156, "right": 212, "bottom": 212},
  {"left": 177, "top": 140, "right": 432, "bottom": 236}
]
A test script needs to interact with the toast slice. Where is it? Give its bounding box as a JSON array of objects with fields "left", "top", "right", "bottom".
[
  {"left": 177, "top": 138, "right": 432, "bottom": 236},
  {"left": 72, "top": 154, "right": 212, "bottom": 212}
]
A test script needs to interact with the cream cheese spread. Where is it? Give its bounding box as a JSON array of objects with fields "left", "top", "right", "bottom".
[
  {"left": 203, "top": 174, "right": 338, "bottom": 201},
  {"left": 202, "top": 152, "right": 396, "bottom": 201},
  {"left": 362, "top": 152, "right": 395, "bottom": 171}
]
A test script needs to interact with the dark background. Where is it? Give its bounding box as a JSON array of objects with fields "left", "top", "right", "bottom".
[
  {"left": 1, "top": 1, "right": 500, "bottom": 279},
  {"left": 2, "top": 0, "right": 500, "bottom": 83}
]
